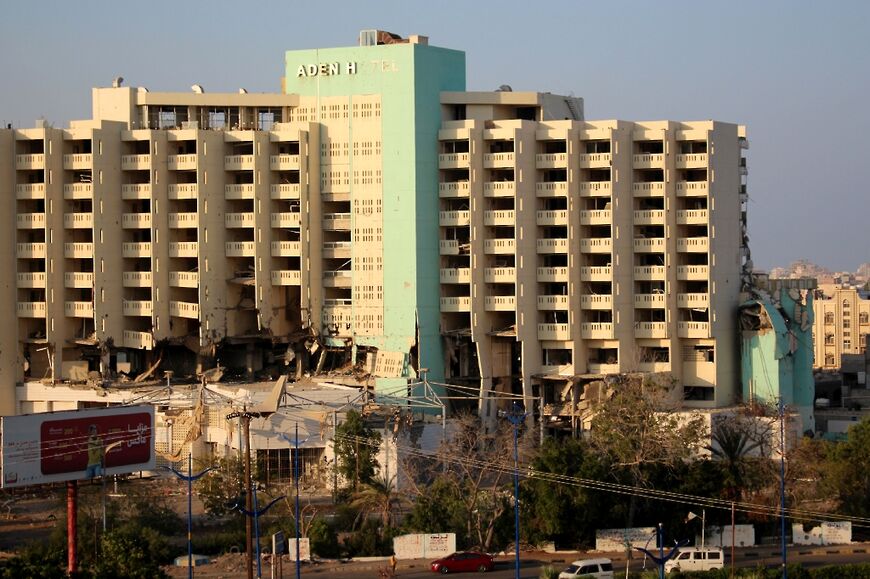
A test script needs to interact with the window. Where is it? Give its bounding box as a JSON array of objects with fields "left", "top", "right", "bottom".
[
  {"left": 708, "top": 552, "right": 721, "bottom": 560},
  {"left": 861, "top": 312, "right": 869, "bottom": 325},
  {"left": 825, "top": 312, "right": 834, "bottom": 324}
]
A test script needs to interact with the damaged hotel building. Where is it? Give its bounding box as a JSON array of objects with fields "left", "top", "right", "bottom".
[{"left": 0, "top": 31, "right": 750, "bottom": 433}]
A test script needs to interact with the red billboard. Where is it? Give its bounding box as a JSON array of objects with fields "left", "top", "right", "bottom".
[{"left": 1, "top": 405, "right": 155, "bottom": 488}]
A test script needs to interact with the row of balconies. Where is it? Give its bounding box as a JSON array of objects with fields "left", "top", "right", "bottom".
[
  {"left": 437, "top": 287, "right": 707, "bottom": 311},
  {"left": 439, "top": 236, "right": 709, "bottom": 256},
  {"left": 439, "top": 180, "right": 710, "bottom": 200},
  {"left": 439, "top": 152, "right": 708, "bottom": 171},
  {"left": 15, "top": 182, "right": 303, "bottom": 204},
  {"left": 438, "top": 208, "right": 707, "bottom": 229}
]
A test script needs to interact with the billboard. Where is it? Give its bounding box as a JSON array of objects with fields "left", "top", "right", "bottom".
[{"left": 1, "top": 405, "right": 155, "bottom": 488}]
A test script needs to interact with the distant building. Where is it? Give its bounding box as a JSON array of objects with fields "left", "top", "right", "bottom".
[{"left": 813, "top": 286, "right": 870, "bottom": 369}]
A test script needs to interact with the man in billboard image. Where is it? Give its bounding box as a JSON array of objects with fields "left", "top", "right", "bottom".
[{"left": 85, "top": 424, "right": 103, "bottom": 478}]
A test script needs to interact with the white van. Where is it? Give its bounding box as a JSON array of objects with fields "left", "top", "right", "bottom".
[
  {"left": 664, "top": 547, "right": 725, "bottom": 573},
  {"left": 558, "top": 558, "right": 614, "bottom": 579}
]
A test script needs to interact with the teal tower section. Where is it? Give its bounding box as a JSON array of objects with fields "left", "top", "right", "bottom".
[{"left": 283, "top": 37, "right": 466, "bottom": 392}]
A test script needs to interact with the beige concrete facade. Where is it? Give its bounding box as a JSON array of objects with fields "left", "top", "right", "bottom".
[
  {"left": 813, "top": 286, "right": 870, "bottom": 369},
  {"left": 0, "top": 35, "right": 748, "bottom": 424}
]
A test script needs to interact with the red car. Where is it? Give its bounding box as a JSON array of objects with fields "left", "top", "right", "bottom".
[{"left": 430, "top": 551, "right": 494, "bottom": 574}]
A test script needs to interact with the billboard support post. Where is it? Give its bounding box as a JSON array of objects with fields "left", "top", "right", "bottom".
[{"left": 67, "top": 480, "right": 77, "bottom": 575}]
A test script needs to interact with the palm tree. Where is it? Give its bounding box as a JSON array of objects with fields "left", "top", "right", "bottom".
[
  {"left": 708, "top": 415, "right": 770, "bottom": 501},
  {"left": 350, "top": 474, "right": 404, "bottom": 529}
]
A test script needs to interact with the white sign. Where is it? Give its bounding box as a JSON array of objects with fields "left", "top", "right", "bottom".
[
  {"left": 792, "top": 521, "right": 852, "bottom": 546},
  {"left": 393, "top": 533, "right": 456, "bottom": 559},
  {"left": 595, "top": 527, "right": 656, "bottom": 552},
  {"left": 296, "top": 62, "right": 357, "bottom": 77},
  {"left": 287, "top": 537, "right": 310, "bottom": 561}
]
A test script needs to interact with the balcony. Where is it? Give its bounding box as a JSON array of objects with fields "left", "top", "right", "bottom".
[
  {"left": 226, "top": 212, "right": 255, "bottom": 228},
  {"left": 633, "top": 153, "right": 664, "bottom": 169},
  {"left": 538, "top": 266, "right": 569, "bottom": 283},
  {"left": 634, "top": 210, "right": 664, "bottom": 225},
  {"left": 676, "top": 182, "right": 708, "bottom": 197},
  {"left": 17, "top": 301, "right": 46, "bottom": 318},
  {"left": 538, "top": 323, "right": 570, "bottom": 341},
  {"left": 65, "top": 301, "right": 94, "bottom": 318},
  {"left": 581, "top": 322, "right": 613, "bottom": 339},
  {"left": 63, "top": 242, "right": 94, "bottom": 259},
  {"left": 485, "top": 267, "right": 516, "bottom": 283},
  {"left": 440, "top": 210, "right": 470, "bottom": 227},
  {"left": 484, "top": 238, "right": 515, "bottom": 254},
  {"left": 124, "top": 330, "right": 154, "bottom": 350},
  {"left": 675, "top": 153, "right": 708, "bottom": 169},
  {"left": 580, "top": 238, "right": 612, "bottom": 253},
  {"left": 169, "top": 242, "right": 198, "bottom": 258},
  {"left": 121, "top": 154, "right": 151, "bottom": 171},
  {"left": 169, "top": 272, "right": 199, "bottom": 288},
  {"left": 62, "top": 183, "right": 94, "bottom": 200},
  {"left": 579, "top": 210, "right": 611, "bottom": 225},
  {"left": 170, "top": 301, "right": 199, "bottom": 319},
  {"left": 579, "top": 182, "right": 612, "bottom": 197},
  {"left": 271, "top": 184, "right": 301, "bottom": 200},
  {"left": 581, "top": 294, "right": 613, "bottom": 310},
  {"left": 167, "top": 154, "right": 197, "bottom": 171},
  {"left": 440, "top": 240, "right": 460, "bottom": 255},
  {"left": 272, "top": 270, "right": 301, "bottom": 286},
  {"left": 677, "top": 238, "right": 709, "bottom": 253},
  {"left": 169, "top": 212, "right": 198, "bottom": 229},
  {"left": 270, "top": 154, "right": 300, "bottom": 171},
  {"left": 122, "top": 212, "right": 152, "bottom": 229},
  {"left": 635, "top": 322, "right": 668, "bottom": 339},
  {"left": 537, "top": 238, "right": 569, "bottom": 254},
  {"left": 483, "top": 152, "right": 515, "bottom": 169},
  {"left": 122, "top": 242, "right": 151, "bottom": 258},
  {"left": 638, "top": 362, "right": 672, "bottom": 373},
  {"left": 440, "top": 182, "right": 470, "bottom": 198},
  {"left": 633, "top": 182, "right": 665, "bottom": 197},
  {"left": 323, "top": 270, "right": 352, "bottom": 288},
  {"left": 580, "top": 266, "right": 612, "bottom": 282},
  {"left": 226, "top": 241, "right": 256, "bottom": 257},
  {"left": 678, "top": 293, "right": 709, "bottom": 309},
  {"left": 635, "top": 293, "right": 666, "bottom": 308},
  {"left": 271, "top": 241, "right": 302, "bottom": 257},
  {"left": 440, "top": 296, "right": 471, "bottom": 312},
  {"left": 15, "top": 154, "right": 44, "bottom": 170},
  {"left": 224, "top": 154, "right": 254, "bottom": 171},
  {"left": 484, "top": 210, "right": 515, "bottom": 227},
  {"left": 634, "top": 238, "right": 666, "bottom": 253},
  {"left": 64, "top": 212, "right": 93, "bottom": 229},
  {"left": 536, "top": 182, "right": 568, "bottom": 198},
  {"left": 483, "top": 181, "right": 515, "bottom": 197},
  {"left": 123, "top": 300, "right": 153, "bottom": 317},
  {"left": 634, "top": 266, "right": 666, "bottom": 281},
  {"left": 676, "top": 209, "right": 708, "bottom": 225},
  {"left": 678, "top": 321, "right": 710, "bottom": 339},
  {"left": 168, "top": 184, "right": 198, "bottom": 199},
  {"left": 17, "top": 242, "right": 46, "bottom": 259},
  {"left": 485, "top": 295, "right": 516, "bottom": 311},
  {"left": 538, "top": 295, "right": 569, "bottom": 310},
  {"left": 17, "top": 272, "right": 47, "bottom": 288},
  {"left": 322, "top": 213, "right": 351, "bottom": 230},
  {"left": 677, "top": 265, "right": 709, "bottom": 280},
  {"left": 537, "top": 210, "right": 569, "bottom": 226},
  {"left": 63, "top": 154, "right": 92, "bottom": 170},
  {"left": 322, "top": 241, "right": 350, "bottom": 259},
  {"left": 122, "top": 271, "right": 152, "bottom": 287},
  {"left": 440, "top": 268, "right": 471, "bottom": 284},
  {"left": 578, "top": 153, "right": 612, "bottom": 168},
  {"left": 16, "top": 183, "right": 46, "bottom": 200},
  {"left": 535, "top": 153, "right": 567, "bottom": 169},
  {"left": 121, "top": 184, "right": 151, "bottom": 200},
  {"left": 438, "top": 152, "right": 470, "bottom": 169},
  {"left": 17, "top": 213, "right": 45, "bottom": 229},
  {"left": 225, "top": 184, "right": 255, "bottom": 200}
]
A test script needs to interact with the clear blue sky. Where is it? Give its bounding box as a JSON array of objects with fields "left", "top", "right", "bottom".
[{"left": 2, "top": 0, "right": 868, "bottom": 271}]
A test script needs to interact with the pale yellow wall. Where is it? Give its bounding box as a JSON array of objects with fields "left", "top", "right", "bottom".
[{"left": 813, "top": 287, "right": 870, "bottom": 368}]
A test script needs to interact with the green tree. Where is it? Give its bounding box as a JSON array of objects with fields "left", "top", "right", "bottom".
[
  {"left": 90, "top": 528, "right": 170, "bottom": 579},
  {"left": 334, "top": 410, "right": 382, "bottom": 491},
  {"left": 404, "top": 476, "right": 468, "bottom": 545},
  {"left": 307, "top": 517, "right": 340, "bottom": 558},
  {"left": 708, "top": 411, "right": 775, "bottom": 502},
  {"left": 350, "top": 474, "right": 403, "bottom": 529},
  {"left": 195, "top": 455, "right": 246, "bottom": 519},
  {"left": 826, "top": 417, "right": 870, "bottom": 517}
]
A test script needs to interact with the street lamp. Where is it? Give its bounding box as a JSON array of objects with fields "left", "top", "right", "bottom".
[
  {"left": 503, "top": 403, "right": 526, "bottom": 579},
  {"left": 162, "top": 453, "right": 214, "bottom": 579},
  {"left": 687, "top": 509, "right": 705, "bottom": 551},
  {"left": 280, "top": 424, "right": 309, "bottom": 579},
  {"left": 232, "top": 492, "right": 285, "bottom": 579}
]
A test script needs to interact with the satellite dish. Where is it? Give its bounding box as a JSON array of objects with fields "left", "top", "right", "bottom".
[
  {"left": 497, "top": 84, "right": 513, "bottom": 92},
  {"left": 112, "top": 76, "right": 124, "bottom": 88},
  {"left": 191, "top": 84, "right": 204, "bottom": 94},
  {"left": 238, "top": 88, "right": 248, "bottom": 94}
]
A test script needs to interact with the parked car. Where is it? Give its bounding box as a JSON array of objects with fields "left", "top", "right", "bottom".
[
  {"left": 558, "top": 557, "right": 614, "bottom": 578},
  {"left": 664, "top": 547, "right": 725, "bottom": 574},
  {"left": 430, "top": 551, "right": 494, "bottom": 573}
]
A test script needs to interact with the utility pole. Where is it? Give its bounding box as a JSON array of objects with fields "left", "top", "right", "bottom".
[
  {"left": 779, "top": 399, "right": 788, "bottom": 578},
  {"left": 228, "top": 409, "right": 264, "bottom": 579},
  {"left": 504, "top": 403, "right": 526, "bottom": 579}
]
